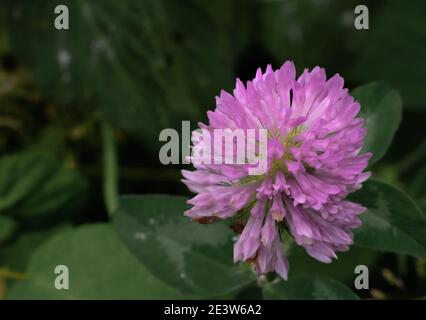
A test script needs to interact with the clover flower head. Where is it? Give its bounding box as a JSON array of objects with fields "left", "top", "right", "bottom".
[{"left": 182, "top": 61, "right": 372, "bottom": 280}]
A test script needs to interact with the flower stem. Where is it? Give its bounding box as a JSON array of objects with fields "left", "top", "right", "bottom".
[
  {"left": 101, "top": 121, "right": 119, "bottom": 217},
  {"left": 0, "top": 267, "right": 27, "bottom": 280}
]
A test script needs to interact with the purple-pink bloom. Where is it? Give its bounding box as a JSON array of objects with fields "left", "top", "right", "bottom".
[{"left": 182, "top": 61, "right": 372, "bottom": 280}]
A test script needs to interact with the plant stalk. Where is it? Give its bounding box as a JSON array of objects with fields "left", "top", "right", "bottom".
[{"left": 101, "top": 121, "right": 119, "bottom": 217}]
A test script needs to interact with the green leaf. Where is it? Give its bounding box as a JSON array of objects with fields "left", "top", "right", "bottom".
[
  {"left": 0, "top": 225, "right": 70, "bottom": 272},
  {"left": 417, "top": 198, "right": 426, "bottom": 214},
  {"left": 289, "top": 246, "right": 378, "bottom": 283},
  {"left": 0, "top": 153, "right": 88, "bottom": 225},
  {"left": 350, "top": 179, "right": 426, "bottom": 258},
  {"left": 351, "top": 82, "right": 402, "bottom": 166},
  {"left": 7, "top": 224, "right": 181, "bottom": 299},
  {"left": 0, "top": 215, "right": 16, "bottom": 244},
  {"left": 354, "top": 0, "right": 426, "bottom": 110},
  {"left": 262, "top": 275, "right": 359, "bottom": 300},
  {"left": 113, "top": 194, "right": 255, "bottom": 297}
]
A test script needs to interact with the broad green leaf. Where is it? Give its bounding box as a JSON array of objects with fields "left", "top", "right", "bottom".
[
  {"left": 289, "top": 246, "right": 378, "bottom": 283},
  {"left": 0, "top": 215, "right": 16, "bottom": 244},
  {"left": 234, "top": 284, "right": 263, "bottom": 300},
  {"left": 350, "top": 179, "right": 426, "bottom": 258},
  {"left": 7, "top": 224, "right": 181, "bottom": 299},
  {"left": 262, "top": 275, "right": 359, "bottom": 300},
  {"left": 352, "top": 82, "right": 402, "bottom": 165},
  {"left": 0, "top": 225, "right": 70, "bottom": 272},
  {"left": 354, "top": 0, "right": 426, "bottom": 110},
  {"left": 418, "top": 198, "right": 426, "bottom": 215},
  {"left": 0, "top": 153, "right": 88, "bottom": 225},
  {"left": 113, "top": 194, "right": 255, "bottom": 297}
]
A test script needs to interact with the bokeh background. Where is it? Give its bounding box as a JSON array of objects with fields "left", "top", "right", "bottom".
[{"left": 0, "top": 0, "right": 425, "bottom": 299}]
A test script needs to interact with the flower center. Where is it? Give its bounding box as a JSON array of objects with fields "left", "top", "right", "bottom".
[{"left": 238, "top": 126, "right": 305, "bottom": 185}]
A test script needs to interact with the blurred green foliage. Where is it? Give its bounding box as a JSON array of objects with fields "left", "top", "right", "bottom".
[{"left": 0, "top": 0, "right": 425, "bottom": 300}]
